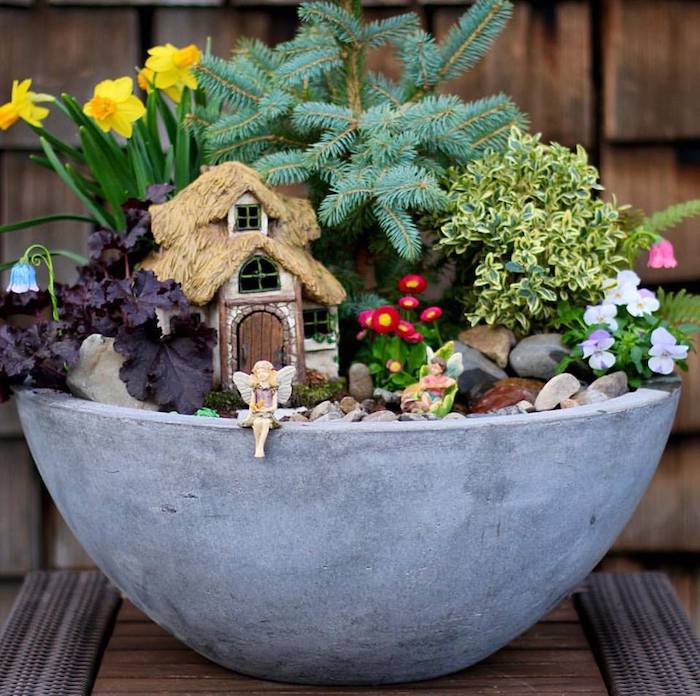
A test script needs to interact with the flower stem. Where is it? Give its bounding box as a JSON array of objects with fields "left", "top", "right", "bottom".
[{"left": 21, "top": 244, "right": 59, "bottom": 321}]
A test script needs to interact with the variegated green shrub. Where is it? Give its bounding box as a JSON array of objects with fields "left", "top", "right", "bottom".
[{"left": 437, "top": 128, "right": 653, "bottom": 333}]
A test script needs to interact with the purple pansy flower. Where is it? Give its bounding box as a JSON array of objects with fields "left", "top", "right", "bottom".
[
  {"left": 579, "top": 329, "right": 616, "bottom": 371},
  {"left": 648, "top": 327, "right": 688, "bottom": 375}
]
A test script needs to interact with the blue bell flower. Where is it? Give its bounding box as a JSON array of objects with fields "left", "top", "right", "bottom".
[{"left": 6, "top": 262, "right": 39, "bottom": 294}]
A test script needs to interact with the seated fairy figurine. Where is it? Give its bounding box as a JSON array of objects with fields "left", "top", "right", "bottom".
[
  {"left": 401, "top": 342, "right": 463, "bottom": 417},
  {"left": 233, "top": 361, "right": 295, "bottom": 458}
]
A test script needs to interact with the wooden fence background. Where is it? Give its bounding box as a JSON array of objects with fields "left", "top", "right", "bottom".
[{"left": 1, "top": 0, "right": 700, "bottom": 624}]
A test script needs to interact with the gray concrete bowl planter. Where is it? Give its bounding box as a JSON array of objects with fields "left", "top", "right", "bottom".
[{"left": 17, "top": 386, "right": 678, "bottom": 685}]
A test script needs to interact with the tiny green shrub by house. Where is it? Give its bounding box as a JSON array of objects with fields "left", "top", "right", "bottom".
[{"left": 437, "top": 128, "right": 653, "bottom": 333}]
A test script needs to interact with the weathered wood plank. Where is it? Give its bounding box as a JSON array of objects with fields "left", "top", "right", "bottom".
[
  {"left": 95, "top": 596, "right": 605, "bottom": 693},
  {"left": 434, "top": 1, "right": 593, "bottom": 147},
  {"left": 603, "top": 0, "right": 700, "bottom": 141},
  {"left": 1, "top": 152, "right": 90, "bottom": 285},
  {"left": 0, "top": 440, "right": 41, "bottom": 576},
  {"left": 0, "top": 9, "right": 139, "bottom": 147},
  {"left": 152, "top": 8, "right": 290, "bottom": 55},
  {"left": 600, "top": 144, "right": 700, "bottom": 285},
  {"left": 45, "top": 502, "right": 95, "bottom": 570},
  {"left": 614, "top": 438, "right": 700, "bottom": 553}
]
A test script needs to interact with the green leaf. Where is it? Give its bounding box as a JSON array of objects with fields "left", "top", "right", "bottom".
[
  {"left": 0, "top": 248, "right": 88, "bottom": 272},
  {"left": 0, "top": 214, "right": 97, "bottom": 235},
  {"left": 40, "top": 137, "right": 114, "bottom": 230},
  {"left": 79, "top": 126, "right": 127, "bottom": 230}
]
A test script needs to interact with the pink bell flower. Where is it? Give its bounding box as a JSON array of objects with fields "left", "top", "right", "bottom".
[{"left": 647, "top": 239, "right": 677, "bottom": 269}]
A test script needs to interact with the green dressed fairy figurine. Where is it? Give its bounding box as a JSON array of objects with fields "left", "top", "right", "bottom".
[{"left": 400, "top": 341, "right": 463, "bottom": 418}]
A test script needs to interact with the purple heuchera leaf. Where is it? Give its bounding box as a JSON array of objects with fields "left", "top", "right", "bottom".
[
  {"left": 115, "top": 314, "right": 216, "bottom": 414},
  {"left": 106, "top": 270, "right": 189, "bottom": 327}
]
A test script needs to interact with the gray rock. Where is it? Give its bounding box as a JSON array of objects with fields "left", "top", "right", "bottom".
[
  {"left": 453, "top": 341, "right": 508, "bottom": 400},
  {"left": 16, "top": 385, "right": 679, "bottom": 685},
  {"left": 309, "top": 400, "right": 339, "bottom": 421},
  {"left": 288, "top": 412, "right": 310, "bottom": 422},
  {"left": 373, "top": 388, "right": 401, "bottom": 404},
  {"left": 362, "top": 409, "right": 397, "bottom": 422},
  {"left": 509, "top": 334, "right": 568, "bottom": 380},
  {"left": 442, "top": 412, "right": 467, "bottom": 420},
  {"left": 588, "top": 371, "right": 629, "bottom": 399},
  {"left": 314, "top": 412, "right": 343, "bottom": 422},
  {"left": 490, "top": 406, "right": 521, "bottom": 416},
  {"left": 516, "top": 400, "right": 535, "bottom": 413},
  {"left": 339, "top": 396, "right": 359, "bottom": 414},
  {"left": 534, "top": 373, "right": 581, "bottom": 411},
  {"left": 458, "top": 325, "right": 516, "bottom": 369},
  {"left": 398, "top": 412, "right": 437, "bottom": 422},
  {"left": 361, "top": 398, "right": 378, "bottom": 413},
  {"left": 572, "top": 389, "right": 609, "bottom": 406},
  {"left": 342, "top": 408, "right": 366, "bottom": 422},
  {"left": 67, "top": 334, "right": 158, "bottom": 410},
  {"left": 348, "top": 363, "right": 373, "bottom": 402}
]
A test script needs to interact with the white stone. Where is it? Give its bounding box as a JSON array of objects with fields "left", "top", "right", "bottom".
[
  {"left": 534, "top": 373, "right": 581, "bottom": 412},
  {"left": 67, "top": 334, "right": 158, "bottom": 410}
]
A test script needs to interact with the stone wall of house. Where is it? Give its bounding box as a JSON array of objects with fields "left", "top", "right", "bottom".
[{"left": 2, "top": 0, "right": 700, "bottom": 624}]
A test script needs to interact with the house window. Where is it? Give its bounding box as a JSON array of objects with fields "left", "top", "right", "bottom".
[
  {"left": 239, "top": 256, "right": 281, "bottom": 293},
  {"left": 236, "top": 204, "right": 261, "bottom": 231},
  {"left": 303, "top": 308, "right": 333, "bottom": 339}
]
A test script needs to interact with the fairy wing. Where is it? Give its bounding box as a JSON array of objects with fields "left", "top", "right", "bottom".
[
  {"left": 276, "top": 366, "right": 296, "bottom": 405},
  {"left": 446, "top": 352, "right": 464, "bottom": 379},
  {"left": 232, "top": 371, "right": 253, "bottom": 404}
]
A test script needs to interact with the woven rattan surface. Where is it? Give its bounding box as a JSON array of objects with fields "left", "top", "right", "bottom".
[
  {"left": 0, "top": 570, "right": 121, "bottom": 696},
  {"left": 576, "top": 572, "right": 700, "bottom": 695}
]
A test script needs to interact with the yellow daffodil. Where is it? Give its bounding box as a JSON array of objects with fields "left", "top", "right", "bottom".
[
  {"left": 136, "top": 66, "right": 183, "bottom": 104},
  {"left": 145, "top": 43, "right": 201, "bottom": 93},
  {"left": 0, "top": 79, "right": 53, "bottom": 131},
  {"left": 83, "top": 77, "right": 145, "bottom": 138}
]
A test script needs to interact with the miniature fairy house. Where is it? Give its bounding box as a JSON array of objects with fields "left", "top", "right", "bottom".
[{"left": 144, "top": 162, "right": 346, "bottom": 388}]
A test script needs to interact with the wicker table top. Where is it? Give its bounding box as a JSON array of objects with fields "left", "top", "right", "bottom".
[{"left": 1, "top": 571, "right": 699, "bottom": 695}]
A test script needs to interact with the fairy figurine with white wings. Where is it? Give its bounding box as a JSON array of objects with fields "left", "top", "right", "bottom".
[{"left": 233, "top": 361, "right": 295, "bottom": 458}]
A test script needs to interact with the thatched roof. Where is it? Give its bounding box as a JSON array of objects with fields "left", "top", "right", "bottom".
[{"left": 144, "top": 162, "right": 346, "bottom": 307}]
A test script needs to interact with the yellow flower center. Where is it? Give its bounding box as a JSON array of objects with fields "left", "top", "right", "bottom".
[
  {"left": 87, "top": 95, "right": 116, "bottom": 121},
  {"left": 173, "top": 44, "right": 200, "bottom": 69},
  {"left": 377, "top": 314, "right": 392, "bottom": 327},
  {"left": 406, "top": 280, "right": 418, "bottom": 288}
]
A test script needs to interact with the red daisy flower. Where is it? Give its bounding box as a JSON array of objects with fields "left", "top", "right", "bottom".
[
  {"left": 404, "top": 331, "right": 424, "bottom": 344},
  {"left": 420, "top": 306, "right": 442, "bottom": 322},
  {"left": 395, "top": 319, "right": 416, "bottom": 338},
  {"left": 398, "top": 274, "right": 427, "bottom": 294},
  {"left": 372, "top": 305, "right": 400, "bottom": 333},
  {"left": 386, "top": 359, "right": 403, "bottom": 373},
  {"left": 398, "top": 295, "right": 420, "bottom": 310},
  {"left": 358, "top": 309, "right": 374, "bottom": 328}
]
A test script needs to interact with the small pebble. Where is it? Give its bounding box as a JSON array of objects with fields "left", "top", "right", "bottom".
[
  {"left": 339, "top": 395, "right": 359, "bottom": 414},
  {"left": 443, "top": 412, "right": 467, "bottom": 420},
  {"left": 362, "top": 409, "right": 398, "bottom": 422},
  {"left": 559, "top": 398, "right": 578, "bottom": 409},
  {"left": 516, "top": 400, "right": 535, "bottom": 413},
  {"left": 534, "top": 373, "right": 581, "bottom": 412},
  {"left": 314, "top": 412, "right": 343, "bottom": 422},
  {"left": 343, "top": 408, "right": 366, "bottom": 422},
  {"left": 288, "top": 412, "right": 310, "bottom": 422}
]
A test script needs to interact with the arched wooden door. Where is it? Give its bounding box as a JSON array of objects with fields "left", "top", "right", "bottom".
[{"left": 237, "top": 311, "right": 285, "bottom": 372}]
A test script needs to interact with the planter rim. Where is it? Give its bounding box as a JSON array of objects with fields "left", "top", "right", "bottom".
[{"left": 17, "top": 384, "right": 678, "bottom": 433}]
